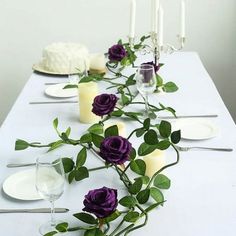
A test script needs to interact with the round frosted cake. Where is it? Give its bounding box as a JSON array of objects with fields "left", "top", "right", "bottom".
[{"left": 40, "top": 42, "right": 89, "bottom": 74}]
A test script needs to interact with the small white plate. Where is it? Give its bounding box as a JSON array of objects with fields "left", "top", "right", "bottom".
[
  {"left": 3, "top": 169, "right": 42, "bottom": 201},
  {"left": 173, "top": 118, "right": 219, "bottom": 140},
  {"left": 45, "top": 83, "right": 78, "bottom": 98}
]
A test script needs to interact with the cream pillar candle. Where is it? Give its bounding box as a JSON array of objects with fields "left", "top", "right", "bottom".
[
  {"left": 129, "top": 0, "right": 136, "bottom": 38},
  {"left": 180, "top": 0, "right": 186, "bottom": 38},
  {"left": 89, "top": 53, "right": 106, "bottom": 71},
  {"left": 143, "top": 149, "right": 165, "bottom": 177},
  {"left": 158, "top": 5, "right": 164, "bottom": 47},
  {"left": 104, "top": 122, "right": 127, "bottom": 137},
  {"left": 78, "top": 82, "right": 100, "bottom": 124},
  {"left": 153, "top": 0, "right": 159, "bottom": 34}
]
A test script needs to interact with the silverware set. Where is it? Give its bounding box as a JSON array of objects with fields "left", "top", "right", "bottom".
[{"left": 0, "top": 208, "right": 69, "bottom": 213}]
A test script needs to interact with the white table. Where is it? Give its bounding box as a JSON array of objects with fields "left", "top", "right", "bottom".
[{"left": 0, "top": 52, "right": 236, "bottom": 236}]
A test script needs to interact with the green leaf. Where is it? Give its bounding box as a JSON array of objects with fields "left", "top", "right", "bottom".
[
  {"left": 56, "top": 222, "right": 68, "bottom": 232},
  {"left": 125, "top": 74, "right": 136, "bottom": 86},
  {"left": 156, "top": 74, "right": 163, "bottom": 87},
  {"left": 159, "top": 121, "right": 171, "bottom": 138},
  {"left": 105, "top": 125, "right": 119, "bottom": 137},
  {"left": 130, "top": 159, "right": 146, "bottom": 176},
  {"left": 144, "top": 202, "right": 163, "bottom": 213},
  {"left": 91, "top": 134, "right": 104, "bottom": 148},
  {"left": 73, "top": 212, "right": 98, "bottom": 224},
  {"left": 150, "top": 187, "right": 164, "bottom": 203},
  {"left": 103, "top": 210, "right": 121, "bottom": 223},
  {"left": 84, "top": 229, "right": 105, "bottom": 236},
  {"left": 76, "top": 147, "right": 87, "bottom": 167},
  {"left": 44, "top": 231, "right": 58, "bottom": 236},
  {"left": 119, "top": 196, "right": 137, "bottom": 208},
  {"left": 88, "top": 123, "right": 103, "bottom": 135},
  {"left": 61, "top": 158, "right": 75, "bottom": 173},
  {"left": 144, "top": 129, "right": 159, "bottom": 145},
  {"left": 156, "top": 140, "right": 171, "bottom": 150},
  {"left": 53, "top": 118, "right": 58, "bottom": 129},
  {"left": 63, "top": 84, "right": 78, "bottom": 89},
  {"left": 80, "top": 133, "right": 92, "bottom": 143},
  {"left": 79, "top": 76, "right": 94, "bottom": 83},
  {"left": 121, "top": 94, "right": 130, "bottom": 105},
  {"left": 60, "top": 132, "right": 69, "bottom": 142},
  {"left": 124, "top": 211, "right": 140, "bottom": 222},
  {"left": 143, "top": 118, "right": 151, "bottom": 130},
  {"left": 128, "top": 178, "right": 143, "bottom": 194},
  {"left": 111, "top": 110, "right": 124, "bottom": 117},
  {"left": 68, "top": 170, "right": 76, "bottom": 184},
  {"left": 48, "top": 140, "right": 64, "bottom": 152},
  {"left": 154, "top": 174, "right": 171, "bottom": 189},
  {"left": 129, "top": 148, "right": 136, "bottom": 160},
  {"left": 138, "top": 143, "right": 156, "bottom": 156},
  {"left": 75, "top": 167, "right": 89, "bottom": 181},
  {"left": 135, "top": 176, "right": 150, "bottom": 185},
  {"left": 136, "top": 128, "right": 146, "bottom": 137},
  {"left": 15, "top": 139, "right": 29, "bottom": 150},
  {"left": 171, "top": 130, "right": 181, "bottom": 144},
  {"left": 136, "top": 189, "right": 150, "bottom": 204},
  {"left": 163, "top": 82, "right": 178, "bottom": 93},
  {"left": 65, "top": 127, "right": 71, "bottom": 137}
]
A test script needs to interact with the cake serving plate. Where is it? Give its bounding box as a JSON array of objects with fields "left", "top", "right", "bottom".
[{"left": 32, "top": 63, "right": 78, "bottom": 76}]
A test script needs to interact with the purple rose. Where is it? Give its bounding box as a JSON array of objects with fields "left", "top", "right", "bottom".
[
  {"left": 142, "top": 61, "right": 160, "bottom": 73},
  {"left": 100, "top": 136, "right": 132, "bottom": 165},
  {"left": 83, "top": 187, "right": 118, "bottom": 218},
  {"left": 92, "top": 94, "right": 118, "bottom": 116},
  {"left": 108, "top": 44, "right": 127, "bottom": 62}
]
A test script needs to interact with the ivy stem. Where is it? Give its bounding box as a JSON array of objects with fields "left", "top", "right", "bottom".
[
  {"left": 113, "top": 224, "right": 135, "bottom": 236},
  {"left": 127, "top": 128, "right": 140, "bottom": 140},
  {"left": 88, "top": 165, "right": 111, "bottom": 172},
  {"left": 109, "top": 219, "right": 125, "bottom": 236},
  {"left": 146, "top": 143, "right": 180, "bottom": 189}
]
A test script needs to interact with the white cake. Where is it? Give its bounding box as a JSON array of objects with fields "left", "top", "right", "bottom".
[{"left": 40, "top": 42, "right": 89, "bottom": 74}]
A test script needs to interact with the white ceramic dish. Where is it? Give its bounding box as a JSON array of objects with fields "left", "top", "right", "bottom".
[
  {"left": 173, "top": 118, "right": 219, "bottom": 140},
  {"left": 2, "top": 169, "right": 42, "bottom": 201},
  {"left": 45, "top": 83, "right": 78, "bottom": 98}
]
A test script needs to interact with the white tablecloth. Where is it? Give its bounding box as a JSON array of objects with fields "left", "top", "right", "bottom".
[{"left": 0, "top": 52, "right": 236, "bottom": 236}]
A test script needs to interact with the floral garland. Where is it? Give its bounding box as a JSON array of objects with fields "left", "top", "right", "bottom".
[{"left": 15, "top": 36, "right": 181, "bottom": 236}]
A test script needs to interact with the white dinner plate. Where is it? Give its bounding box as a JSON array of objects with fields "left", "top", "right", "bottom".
[
  {"left": 2, "top": 169, "right": 42, "bottom": 201},
  {"left": 173, "top": 118, "right": 219, "bottom": 140},
  {"left": 45, "top": 83, "right": 78, "bottom": 98}
]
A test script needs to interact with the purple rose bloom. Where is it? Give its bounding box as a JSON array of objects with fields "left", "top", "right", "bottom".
[
  {"left": 92, "top": 94, "right": 118, "bottom": 116},
  {"left": 108, "top": 44, "right": 127, "bottom": 62},
  {"left": 142, "top": 61, "right": 160, "bottom": 73},
  {"left": 100, "top": 136, "right": 132, "bottom": 165},
  {"left": 83, "top": 187, "right": 118, "bottom": 218}
]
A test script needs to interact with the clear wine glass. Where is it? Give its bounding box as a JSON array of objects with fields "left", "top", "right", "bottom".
[
  {"left": 135, "top": 64, "right": 157, "bottom": 118},
  {"left": 68, "top": 57, "right": 88, "bottom": 84},
  {"left": 36, "top": 155, "right": 65, "bottom": 235}
]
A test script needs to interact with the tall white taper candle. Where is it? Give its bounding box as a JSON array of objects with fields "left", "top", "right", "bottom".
[
  {"left": 129, "top": 0, "right": 136, "bottom": 38},
  {"left": 153, "top": 0, "right": 159, "bottom": 33},
  {"left": 180, "top": 0, "right": 186, "bottom": 38},
  {"left": 158, "top": 5, "right": 164, "bottom": 47}
]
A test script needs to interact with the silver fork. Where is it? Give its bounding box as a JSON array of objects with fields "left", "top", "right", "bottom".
[{"left": 176, "top": 146, "right": 233, "bottom": 152}]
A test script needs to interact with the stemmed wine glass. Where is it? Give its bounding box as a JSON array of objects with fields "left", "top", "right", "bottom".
[
  {"left": 36, "top": 155, "right": 65, "bottom": 235},
  {"left": 135, "top": 64, "right": 157, "bottom": 118}
]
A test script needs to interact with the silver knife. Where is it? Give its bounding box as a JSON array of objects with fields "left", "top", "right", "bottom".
[
  {"left": 0, "top": 208, "right": 69, "bottom": 213},
  {"left": 7, "top": 163, "right": 36, "bottom": 168},
  {"left": 159, "top": 114, "right": 218, "bottom": 119},
  {"left": 29, "top": 101, "right": 77, "bottom": 105}
]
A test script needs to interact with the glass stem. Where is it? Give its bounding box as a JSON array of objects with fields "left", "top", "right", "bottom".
[
  {"left": 144, "top": 94, "right": 149, "bottom": 116},
  {"left": 50, "top": 200, "right": 56, "bottom": 226}
]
